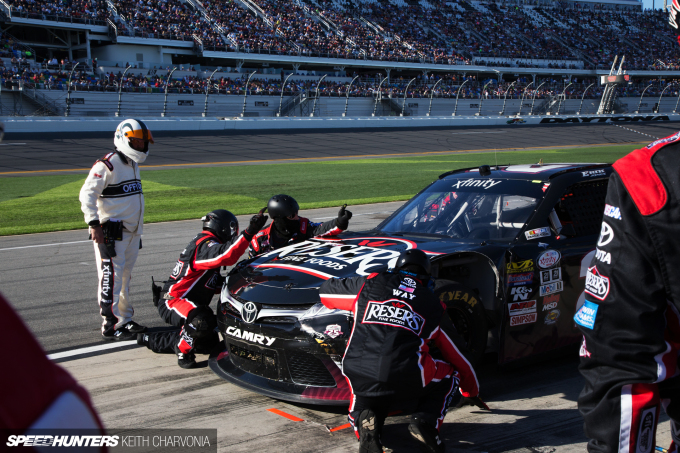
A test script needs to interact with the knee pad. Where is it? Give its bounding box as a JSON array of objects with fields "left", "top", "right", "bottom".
[{"left": 184, "top": 305, "right": 217, "bottom": 339}]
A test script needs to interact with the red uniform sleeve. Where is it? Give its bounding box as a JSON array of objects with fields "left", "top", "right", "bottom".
[
  {"left": 318, "top": 276, "right": 367, "bottom": 312},
  {"left": 431, "top": 317, "right": 480, "bottom": 397},
  {"left": 193, "top": 233, "right": 252, "bottom": 270}
]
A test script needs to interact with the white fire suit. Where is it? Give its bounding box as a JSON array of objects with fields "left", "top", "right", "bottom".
[{"left": 79, "top": 150, "right": 144, "bottom": 335}]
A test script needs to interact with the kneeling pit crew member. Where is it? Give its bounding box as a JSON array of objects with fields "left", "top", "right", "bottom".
[
  {"left": 319, "top": 249, "right": 489, "bottom": 453},
  {"left": 248, "top": 194, "right": 352, "bottom": 258},
  {"left": 79, "top": 119, "right": 153, "bottom": 341},
  {"left": 140, "top": 208, "right": 267, "bottom": 369}
]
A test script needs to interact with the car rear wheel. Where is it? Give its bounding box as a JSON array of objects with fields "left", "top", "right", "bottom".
[{"left": 435, "top": 282, "right": 488, "bottom": 367}]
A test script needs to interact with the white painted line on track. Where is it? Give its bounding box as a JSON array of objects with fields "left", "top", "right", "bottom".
[
  {"left": 0, "top": 240, "right": 91, "bottom": 251},
  {"left": 451, "top": 131, "right": 506, "bottom": 135},
  {"left": 48, "top": 340, "right": 137, "bottom": 360},
  {"left": 0, "top": 143, "right": 27, "bottom": 145}
]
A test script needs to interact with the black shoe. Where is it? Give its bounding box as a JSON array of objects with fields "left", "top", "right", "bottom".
[
  {"left": 177, "top": 350, "right": 196, "bottom": 369},
  {"left": 121, "top": 321, "right": 147, "bottom": 334},
  {"left": 408, "top": 416, "right": 444, "bottom": 453},
  {"left": 357, "top": 409, "right": 382, "bottom": 453},
  {"left": 102, "top": 329, "right": 136, "bottom": 341},
  {"left": 137, "top": 333, "right": 149, "bottom": 347}
]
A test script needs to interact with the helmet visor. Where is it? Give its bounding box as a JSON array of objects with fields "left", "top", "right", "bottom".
[{"left": 124, "top": 128, "right": 154, "bottom": 144}]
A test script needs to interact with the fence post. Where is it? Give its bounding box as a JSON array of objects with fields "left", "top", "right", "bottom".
[
  {"left": 310, "top": 74, "right": 327, "bottom": 117},
  {"left": 518, "top": 82, "right": 534, "bottom": 116},
  {"left": 578, "top": 83, "right": 595, "bottom": 115},
  {"left": 635, "top": 84, "right": 654, "bottom": 113},
  {"left": 529, "top": 81, "right": 547, "bottom": 115},
  {"left": 65, "top": 62, "right": 80, "bottom": 117},
  {"left": 499, "top": 81, "right": 517, "bottom": 115},
  {"left": 426, "top": 79, "right": 443, "bottom": 116},
  {"left": 452, "top": 78, "right": 470, "bottom": 116},
  {"left": 342, "top": 75, "right": 359, "bottom": 117},
  {"left": 277, "top": 72, "right": 294, "bottom": 117},
  {"left": 372, "top": 77, "right": 388, "bottom": 117},
  {"left": 114, "top": 66, "right": 131, "bottom": 117},
  {"left": 401, "top": 77, "right": 416, "bottom": 116},
  {"left": 202, "top": 67, "right": 221, "bottom": 117},
  {"left": 476, "top": 81, "right": 493, "bottom": 116},
  {"left": 240, "top": 71, "right": 257, "bottom": 117},
  {"left": 161, "top": 67, "right": 177, "bottom": 117}
]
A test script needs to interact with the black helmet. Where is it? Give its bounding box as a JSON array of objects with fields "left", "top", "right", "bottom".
[
  {"left": 395, "top": 249, "right": 432, "bottom": 276},
  {"left": 267, "top": 194, "right": 299, "bottom": 219},
  {"left": 201, "top": 209, "right": 239, "bottom": 242}
]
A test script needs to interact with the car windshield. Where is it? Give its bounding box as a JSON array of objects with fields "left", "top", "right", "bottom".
[{"left": 378, "top": 177, "right": 545, "bottom": 241}]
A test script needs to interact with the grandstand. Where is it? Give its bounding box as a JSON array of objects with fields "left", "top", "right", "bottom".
[{"left": 0, "top": 0, "right": 676, "bottom": 117}]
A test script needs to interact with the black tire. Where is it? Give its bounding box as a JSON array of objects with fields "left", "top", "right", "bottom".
[{"left": 435, "top": 282, "right": 488, "bottom": 367}]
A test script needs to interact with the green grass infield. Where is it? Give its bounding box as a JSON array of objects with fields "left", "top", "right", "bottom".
[{"left": 0, "top": 144, "right": 640, "bottom": 236}]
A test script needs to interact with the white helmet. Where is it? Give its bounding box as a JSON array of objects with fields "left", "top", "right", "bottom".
[{"left": 114, "top": 119, "right": 154, "bottom": 163}]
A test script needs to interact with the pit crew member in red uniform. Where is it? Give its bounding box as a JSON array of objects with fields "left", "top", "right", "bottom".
[
  {"left": 248, "top": 194, "right": 352, "bottom": 258},
  {"left": 79, "top": 119, "right": 153, "bottom": 341},
  {"left": 576, "top": 130, "right": 680, "bottom": 452},
  {"left": 319, "top": 249, "right": 488, "bottom": 453},
  {"left": 140, "top": 209, "right": 267, "bottom": 369}
]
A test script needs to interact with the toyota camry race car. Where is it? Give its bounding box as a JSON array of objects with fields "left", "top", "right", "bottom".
[{"left": 209, "top": 163, "right": 612, "bottom": 405}]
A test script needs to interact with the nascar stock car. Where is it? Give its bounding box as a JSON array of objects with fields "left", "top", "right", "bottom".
[{"left": 209, "top": 163, "right": 612, "bottom": 405}]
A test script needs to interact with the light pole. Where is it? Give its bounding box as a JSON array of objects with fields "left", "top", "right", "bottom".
[
  {"left": 476, "top": 81, "right": 493, "bottom": 116},
  {"left": 401, "top": 77, "right": 416, "bottom": 116},
  {"left": 277, "top": 72, "right": 295, "bottom": 117},
  {"left": 372, "top": 76, "right": 388, "bottom": 117},
  {"left": 202, "top": 67, "right": 221, "bottom": 117},
  {"left": 161, "top": 67, "right": 177, "bottom": 118},
  {"left": 114, "top": 65, "right": 130, "bottom": 117},
  {"left": 426, "top": 79, "right": 443, "bottom": 117},
  {"left": 499, "top": 81, "right": 517, "bottom": 115},
  {"left": 529, "top": 81, "right": 547, "bottom": 115},
  {"left": 578, "top": 83, "right": 595, "bottom": 115},
  {"left": 517, "top": 81, "right": 534, "bottom": 116},
  {"left": 635, "top": 83, "right": 654, "bottom": 113},
  {"left": 65, "top": 62, "right": 80, "bottom": 117},
  {"left": 655, "top": 82, "right": 673, "bottom": 113},
  {"left": 241, "top": 71, "right": 257, "bottom": 117},
  {"left": 557, "top": 82, "right": 572, "bottom": 115},
  {"left": 342, "top": 75, "right": 359, "bottom": 117},
  {"left": 311, "top": 74, "right": 327, "bottom": 117},
  {"left": 452, "top": 78, "right": 470, "bottom": 116}
]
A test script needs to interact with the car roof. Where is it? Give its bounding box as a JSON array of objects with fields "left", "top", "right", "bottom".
[{"left": 439, "top": 163, "right": 612, "bottom": 182}]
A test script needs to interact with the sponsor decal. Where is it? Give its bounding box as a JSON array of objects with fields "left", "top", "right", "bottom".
[
  {"left": 646, "top": 130, "right": 680, "bottom": 149},
  {"left": 542, "top": 183, "right": 550, "bottom": 192},
  {"left": 242, "top": 302, "right": 259, "bottom": 324},
  {"left": 541, "top": 115, "right": 669, "bottom": 124},
  {"left": 398, "top": 284, "right": 415, "bottom": 293},
  {"left": 544, "top": 309, "right": 560, "bottom": 325},
  {"left": 603, "top": 204, "right": 622, "bottom": 220},
  {"left": 225, "top": 326, "right": 276, "bottom": 346},
  {"left": 451, "top": 179, "right": 502, "bottom": 190},
  {"left": 439, "top": 290, "right": 478, "bottom": 308},
  {"left": 574, "top": 300, "right": 599, "bottom": 330},
  {"left": 507, "top": 259, "right": 534, "bottom": 273},
  {"left": 306, "top": 257, "right": 347, "bottom": 270},
  {"left": 542, "top": 293, "right": 560, "bottom": 311},
  {"left": 539, "top": 281, "right": 564, "bottom": 296},
  {"left": 393, "top": 288, "right": 416, "bottom": 300},
  {"left": 511, "top": 286, "right": 532, "bottom": 301},
  {"left": 94, "top": 172, "right": 102, "bottom": 178},
  {"left": 358, "top": 240, "right": 397, "bottom": 247},
  {"left": 537, "top": 250, "right": 561, "bottom": 269},
  {"left": 538, "top": 242, "right": 549, "bottom": 249},
  {"left": 543, "top": 301, "right": 558, "bottom": 311},
  {"left": 401, "top": 277, "right": 417, "bottom": 288},
  {"left": 595, "top": 248, "right": 611, "bottom": 265},
  {"left": 100, "top": 262, "right": 112, "bottom": 296},
  {"left": 324, "top": 324, "right": 343, "bottom": 338},
  {"left": 507, "top": 271, "right": 533, "bottom": 287},
  {"left": 205, "top": 272, "right": 223, "bottom": 290},
  {"left": 525, "top": 227, "right": 551, "bottom": 240},
  {"left": 540, "top": 268, "right": 562, "bottom": 285},
  {"left": 508, "top": 300, "right": 536, "bottom": 316},
  {"left": 207, "top": 241, "right": 218, "bottom": 247},
  {"left": 362, "top": 299, "right": 425, "bottom": 335},
  {"left": 582, "top": 169, "right": 606, "bottom": 177},
  {"left": 585, "top": 266, "right": 610, "bottom": 300},
  {"left": 170, "top": 261, "right": 184, "bottom": 279},
  {"left": 579, "top": 337, "right": 591, "bottom": 357},
  {"left": 507, "top": 118, "right": 525, "bottom": 124},
  {"left": 637, "top": 408, "right": 656, "bottom": 453},
  {"left": 510, "top": 313, "right": 537, "bottom": 326},
  {"left": 597, "top": 222, "right": 614, "bottom": 247}
]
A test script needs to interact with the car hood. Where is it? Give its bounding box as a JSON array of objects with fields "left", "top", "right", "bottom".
[{"left": 226, "top": 232, "right": 506, "bottom": 305}]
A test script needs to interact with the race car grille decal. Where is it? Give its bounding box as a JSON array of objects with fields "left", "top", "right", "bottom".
[{"left": 362, "top": 299, "right": 424, "bottom": 335}]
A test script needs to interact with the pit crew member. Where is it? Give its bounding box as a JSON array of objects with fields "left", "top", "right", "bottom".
[
  {"left": 576, "top": 129, "right": 680, "bottom": 452},
  {"left": 248, "top": 194, "right": 352, "bottom": 258},
  {"left": 319, "top": 249, "right": 488, "bottom": 453},
  {"left": 79, "top": 119, "right": 153, "bottom": 341},
  {"left": 140, "top": 209, "right": 267, "bottom": 369}
]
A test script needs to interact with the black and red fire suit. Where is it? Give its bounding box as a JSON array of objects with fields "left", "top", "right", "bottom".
[
  {"left": 576, "top": 131, "right": 680, "bottom": 453},
  {"left": 248, "top": 217, "right": 344, "bottom": 258},
  {"left": 319, "top": 271, "right": 480, "bottom": 437},
  {"left": 153, "top": 230, "right": 252, "bottom": 354}
]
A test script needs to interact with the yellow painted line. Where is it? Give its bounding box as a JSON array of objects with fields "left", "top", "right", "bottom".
[{"left": 0, "top": 141, "right": 646, "bottom": 176}]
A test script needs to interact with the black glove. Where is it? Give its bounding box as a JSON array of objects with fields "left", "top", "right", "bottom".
[
  {"left": 336, "top": 204, "right": 353, "bottom": 230},
  {"left": 246, "top": 207, "right": 268, "bottom": 236},
  {"left": 455, "top": 395, "right": 490, "bottom": 411}
]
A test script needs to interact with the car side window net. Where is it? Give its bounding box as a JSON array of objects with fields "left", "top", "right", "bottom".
[{"left": 555, "top": 180, "right": 609, "bottom": 237}]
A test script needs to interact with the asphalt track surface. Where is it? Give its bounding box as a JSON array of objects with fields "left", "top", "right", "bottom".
[
  {"left": 2, "top": 123, "right": 676, "bottom": 451},
  {"left": 1, "top": 121, "right": 679, "bottom": 175}
]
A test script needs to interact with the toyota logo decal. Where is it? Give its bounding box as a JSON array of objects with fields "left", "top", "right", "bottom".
[{"left": 242, "top": 302, "right": 258, "bottom": 324}]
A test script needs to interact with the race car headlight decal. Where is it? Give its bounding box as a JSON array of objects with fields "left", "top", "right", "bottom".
[{"left": 298, "top": 302, "right": 351, "bottom": 320}]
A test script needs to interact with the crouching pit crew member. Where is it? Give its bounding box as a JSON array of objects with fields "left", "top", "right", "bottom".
[
  {"left": 248, "top": 194, "right": 352, "bottom": 258},
  {"left": 79, "top": 119, "right": 153, "bottom": 341},
  {"left": 140, "top": 209, "right": 267, "bottom": 369},
  {"left": 319, "top": 249, "right": 489, "bottom": 453}
]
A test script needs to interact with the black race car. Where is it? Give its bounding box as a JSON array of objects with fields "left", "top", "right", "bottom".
[{"left": 209, "top": 163, "right": 612, "bottom": 405}]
